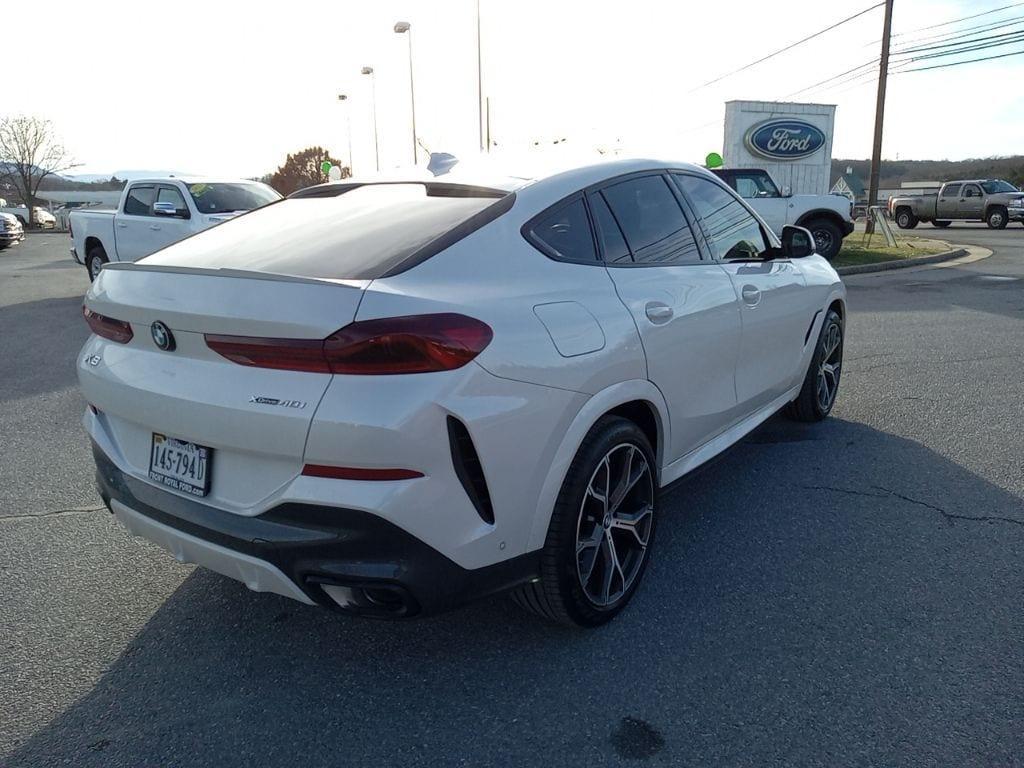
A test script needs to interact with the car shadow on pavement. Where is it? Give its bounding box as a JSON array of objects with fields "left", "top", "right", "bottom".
[
  {"left": 0, "top": 296, "right": 88, "bottom": 402},
  {"left": 4, "top": 416, "right": 1023, "bottom": 767}
]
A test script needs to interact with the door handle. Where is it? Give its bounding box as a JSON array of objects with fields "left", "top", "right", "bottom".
[
  {"left": 116, "top": 222, "right": 127, "bottom": 228},
  {"left": 644, "top": 302, "right": 673, "bottom": 324},
  {"left": 149, "top": 224, "right": 161, "bottom": 231},
  {"left": 741, "top": 285, "right": 761, "bottom": 307}
]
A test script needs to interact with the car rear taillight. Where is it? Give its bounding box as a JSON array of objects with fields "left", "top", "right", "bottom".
[
  {"left": 83, "top": 306, "right": 133, "bottom": 344},
  {"left": 205, "top": 313, "right": 492, "bottom": 375}
]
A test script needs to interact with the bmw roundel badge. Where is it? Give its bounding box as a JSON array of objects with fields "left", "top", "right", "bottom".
[{"left": 151, "top": 321, "right": 175, "bottom": 351}]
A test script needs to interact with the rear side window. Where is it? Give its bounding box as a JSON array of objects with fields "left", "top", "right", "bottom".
[
  {"left": 601, "top": 175, "right": 701, "bottom": 265},
  {"left": 589, "top": 194, "right": 631, "bottom": 264},
  {"left": 528, "top": 198, "right": 597, "bottom": 262},
  {"left": 141, "top": 183, "right": 510, "bottom": 280},
  {"left": 941, "top": 184, "right": 961, "bottom": 197},
  {"left": 673, "top": 174, "right": 769, "bottom": 261},
  {"left": 124, "top": 186, "right": 155, "bottom": 216}
]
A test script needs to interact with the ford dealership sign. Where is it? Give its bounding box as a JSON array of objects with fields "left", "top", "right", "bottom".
[{"left": 745, "top": 119, "right": 826, "bottom": 161}]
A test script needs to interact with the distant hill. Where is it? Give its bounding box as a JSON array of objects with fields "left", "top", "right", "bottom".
[
  {"left": 832, "top": 156, "right": 1024, "bottom": 189},
  {"left": 67, "top": 170, "right": 189, "bottom": 183}
]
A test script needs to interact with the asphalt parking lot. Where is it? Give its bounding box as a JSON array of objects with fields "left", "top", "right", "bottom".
[{"left": 1, "top": 225, "right": 1022, "bottom": 767}]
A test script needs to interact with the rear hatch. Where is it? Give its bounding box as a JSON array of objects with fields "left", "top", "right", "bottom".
[
  {"left": 81, "top": 265, "right": 365, "bottom": 513},
  {"left": 80, "top": 182, "right": 512, "bottom": 513}
]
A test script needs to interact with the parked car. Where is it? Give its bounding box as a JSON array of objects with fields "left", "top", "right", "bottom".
[
  {"left": 0, "top": 212, "right": 25, "bottom": 249},
  {"left": 33, "top": 208, "right": 57, "bottom": 229},
  {"left": 79, "top": 159, "right": 846, "bottom": 626},
  {"left": 69, "top": 177, "right": 281, "bottom": 280},
  {"left": 711, "top": 167, "right": 854, "bottom": 259},
  {"left": 0, "top": 201, "right": 31, "bottom": 227},
  {"left": 888, "top": 179, "right": 1024, "bottom": 229}
]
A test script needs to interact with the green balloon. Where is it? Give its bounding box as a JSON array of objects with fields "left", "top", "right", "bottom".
[
  {"left": 320, "top": 161, "right": 332, "bottom": 174},
  {"left": 705, "top": 152, "right": 724, "bottom": 169}
]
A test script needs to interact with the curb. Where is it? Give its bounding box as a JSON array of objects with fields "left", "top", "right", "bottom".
[{"left": 836, "top": 247, "right": 968, "bottom": 276}]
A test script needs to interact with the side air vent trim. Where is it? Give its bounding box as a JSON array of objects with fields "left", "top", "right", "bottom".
[{"left": 446, "top": 416, "right": 495, "bottom": 525}]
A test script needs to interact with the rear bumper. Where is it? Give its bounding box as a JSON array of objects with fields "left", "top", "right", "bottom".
[
  {"left": 70, "top": 246, "right": 81, "bottom": 264},
  {"left": 93, "top": 441, "right": 540, "bottom": 617}
]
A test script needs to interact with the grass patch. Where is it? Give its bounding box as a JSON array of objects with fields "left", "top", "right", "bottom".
[{"left": 834, "top": 237, "right": 946, "bottom": 267}]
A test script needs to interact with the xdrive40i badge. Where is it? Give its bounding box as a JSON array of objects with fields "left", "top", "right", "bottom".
[{"left": 249, "top": 396, "right": 307, "bottom": 409}]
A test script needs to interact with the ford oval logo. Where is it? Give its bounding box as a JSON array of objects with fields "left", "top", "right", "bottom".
[{"left": 745, "top": 119, "right": 826, "bottom": 161}]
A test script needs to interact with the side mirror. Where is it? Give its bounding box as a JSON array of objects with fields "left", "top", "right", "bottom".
[
  {"left": 153, "top": 201, "right": 190, "bottom": 219},
  {"left": 781, "top": 225, "right": 815, "bottom": 258},
  {"left": 781, "top": 185, "right": 793, "bottom": 198}
]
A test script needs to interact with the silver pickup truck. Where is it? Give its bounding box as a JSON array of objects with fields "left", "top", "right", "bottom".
[{"left": 889, "top": 179, "right": 1024, "bottom": 230}]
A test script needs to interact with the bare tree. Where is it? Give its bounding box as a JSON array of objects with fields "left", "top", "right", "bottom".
[{"left": 0, "top": 116, "right": 78, "bottom": 226}]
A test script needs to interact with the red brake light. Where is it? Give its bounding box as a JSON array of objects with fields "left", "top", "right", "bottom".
[
  {"left": 205, "top": 314, "right": 492, "bottom": 375},
  {"left": 83, "top": 306, "right": 133, "bottom": 344},
  {"left": 204, "top": 335, "right": 330, "bottom": 373}
]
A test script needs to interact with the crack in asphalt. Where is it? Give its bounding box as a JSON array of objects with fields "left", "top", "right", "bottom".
[
  {"left": 0, "top": 505, "right": 106, "bottom": 522},
  {"left": 803, "top": 485, "right": 1024, "bottom": 528}
]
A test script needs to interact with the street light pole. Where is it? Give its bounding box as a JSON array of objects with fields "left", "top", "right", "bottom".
[
  {"left": 394, "top": 21, "right": 418, "bottom": 165},
  {"left": 477, "top": 0, "right": 484, "bottom": 152},
  {"left": 337, "top": 93, "right": 353, "bottom": 176},
  {"left": 866, "top": 0, "right": 895, "bottom": 233},
  {"left": 361, "top": 67, "right": 380, "bottom": 172}
]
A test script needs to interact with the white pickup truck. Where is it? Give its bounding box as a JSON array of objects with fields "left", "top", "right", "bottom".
[
  {"left": 711, "top": 168, "right": 854, "bottom": 260},
  {"left": 70, "top": 177, "right": 280, "bottom": 280}
]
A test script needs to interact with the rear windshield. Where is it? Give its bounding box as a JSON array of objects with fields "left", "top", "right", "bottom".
[
  {"left": 187, "top": 182, "right": 280, "bottom": 214},
  {"left": 141, "top": 183, "right": 507, "bottom": 279}
]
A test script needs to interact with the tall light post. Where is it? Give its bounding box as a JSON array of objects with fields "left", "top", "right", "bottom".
[
  {"left": 361, "top": 66, "right": 380, "bottom": 172},
  {"left": 476, "top": 0, "right": 484, "bottom": 152},
  {"left": 393, "top": 21, "right": 418, "bottom": 165},
  {"left": 336, "top": 93, "right": 353, "bottom": 175}
]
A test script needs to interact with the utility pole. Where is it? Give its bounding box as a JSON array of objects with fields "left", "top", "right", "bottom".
[{"left": 866, "top": 0, "right": 894, "bottom": 233}]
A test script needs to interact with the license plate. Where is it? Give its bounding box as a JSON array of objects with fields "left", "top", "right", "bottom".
[{"left": 149, "top": 433, "right": 212, "bottom": 497}]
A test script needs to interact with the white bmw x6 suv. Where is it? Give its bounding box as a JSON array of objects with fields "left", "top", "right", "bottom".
[{"left": 79, "top": 158, "right": 845, "bottom": 627}]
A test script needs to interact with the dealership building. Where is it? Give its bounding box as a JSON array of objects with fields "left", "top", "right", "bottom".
[{"left": 722, "top": 100, "right": 836, "bottom": 196}]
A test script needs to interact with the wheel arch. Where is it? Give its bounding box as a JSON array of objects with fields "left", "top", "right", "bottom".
[
  {"left": 526, "top": 380, "right": 670, "bottom": 553},
  {"left": 84, "top": 236, "right": 106, "bottom": 256},
  {"left": 795, "top": 208, "right": 847, "bottom": 229}
]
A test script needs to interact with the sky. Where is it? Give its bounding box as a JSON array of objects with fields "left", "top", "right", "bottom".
[{"left": 6, "top": 0, "right": 1023, "bottom": 178}]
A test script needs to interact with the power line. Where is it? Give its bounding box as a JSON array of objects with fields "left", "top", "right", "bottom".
[
  {"left": 782, "top": 58, "right": 878, "bottom": 99},
  {"left": 890, "top": 14, "right": 1024, "bottom": 49},
  {"left": 898, "top": 47, "right": 1024, "bottom": 72},
  {"left": 893, "top": 27, "right": 1024, "bottom": 56},
  {"left": 891, "top": 1, "right": 1024, "bottom": 36},
  {"left": 896, "top": 32, "right": 1024, "bottom": 62},
  {"left": 687, "top": 1, "right": 884, "bottom": 93}
]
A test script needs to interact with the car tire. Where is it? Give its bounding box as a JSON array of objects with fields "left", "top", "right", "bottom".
[
  {"left": 895, "top": 209, "right": 918, "bottom": 229},
  {"left": 804, "top": 218, "right": 843, "bottom": 260},
  {"left": 785, "top": 308, "right": 843, "bottom": 423},
  {"left": 512, "top": 415, "right": 657, "bottom": 628},
  {"left": 986, "top": 206, "right": 1008, "bottom": 229},
  {"left": 86, "top": 246, "right": 108, "bottom": 282},
  {"left": 933, "top": 220, "right": 951, "bottom": 228}
]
